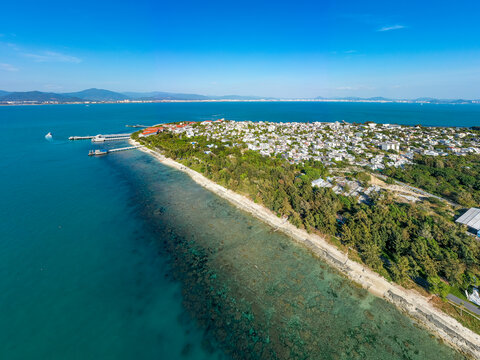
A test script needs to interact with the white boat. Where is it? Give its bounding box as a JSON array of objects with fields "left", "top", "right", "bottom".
[
  {"left": 45, "top": 132, "right": 52, "bottom": 140},
  {"left": 88, "top": 149, "right": 108, "bottom": 156},
  {"left": 92, "top": 135, "right": 106, "bottom": 143}
]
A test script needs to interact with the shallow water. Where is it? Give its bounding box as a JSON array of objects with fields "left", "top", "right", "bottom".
[
  {"left": 112, "top": 149, "right": 464, "bottom": 359},
  {"left": 0, "top": 103, "right": 472, "bottom": 359}
]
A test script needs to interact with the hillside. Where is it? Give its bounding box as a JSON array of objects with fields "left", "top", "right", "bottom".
[
  {"left": 0, "top": 91, "right": 83, "bottom": 103},
  {"left": 1, "top": 88, "right": 479, "bottom": 104},
  {"left": 123, "top": 91, "right": 272, "bottom": 101},
  {"left": 63, "top": 88, "right": 130, "bottom": 101},
  {"left": 125, "top": 91, "right": 210, "bottom": 101}
]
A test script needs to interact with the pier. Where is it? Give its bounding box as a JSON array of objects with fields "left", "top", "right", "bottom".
[
  {"left": 91, "top": 135, "right": 131, "bottom": 142},
  {"left": 108, "top": 145, "right": 143, "bottom": 153},
  {"left": 69, "top": 135, "right": 94, "bottom": 140},
  {"left": 70, "top": 133, "right": 132, "bottom": 141},
  {"left": 88, "top": 145, "right": 143, "bottom": 156}
]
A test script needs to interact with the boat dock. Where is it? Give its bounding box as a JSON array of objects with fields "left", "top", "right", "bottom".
[
  {"left": 91, "top": 135, "right": 131, "bottom": 142},
  {"left": 88, "top": 145, "right": 143, "bottom": 156},
  {"left": 69, "top": 135, "right": 94, "bottom": 140},
  {"left": 108, "top": 145, "right": 143, "bottom": 153},
  {"left": 69, "top": 133, "right": 132, "bottom": 141}
]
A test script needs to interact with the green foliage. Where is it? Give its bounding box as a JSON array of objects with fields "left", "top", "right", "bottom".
[
  {"left": 428, "top": 276, "right": 450, "bottom": 299},
  {"left": 355, "top": 171, "right": 371, "bottom": 184},
  {"left": 385, "top": 177, "right": 395, "bottom": 185},
  {"left": 300, "top": 163, "right": 328, "bottom": 181},
  {"left": 384, "top": 154, "right": 480, "bottom": 206}
]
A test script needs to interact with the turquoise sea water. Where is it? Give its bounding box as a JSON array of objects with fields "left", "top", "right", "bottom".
[{"left": 0, "top": 103, "right": 477, "bottom": 359}]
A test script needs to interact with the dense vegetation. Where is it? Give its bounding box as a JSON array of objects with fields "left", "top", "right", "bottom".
[
  {"left": 384, "top": 154, "right": 480, "bottom": 207},
  {"left": 139, "top": 132, "right": 480, "bottom": 298}
]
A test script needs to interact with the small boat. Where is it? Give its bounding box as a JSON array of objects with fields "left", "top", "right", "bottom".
[
  {"left": 45, "top": 132, "right": 53, "bottom": 139},
  {"left": 92, "top": 135, "right": 106, "bottom": 143},
  {"left": 88, "top": 149, "right": 108, "bottom": 156}
]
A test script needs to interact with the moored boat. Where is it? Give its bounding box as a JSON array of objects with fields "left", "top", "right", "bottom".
[
  {"left": 92, "top": 135, "right": 106, "bottom": 143},
  {"left": 88, "top": 149, "right": 108, "bottom": 156}
]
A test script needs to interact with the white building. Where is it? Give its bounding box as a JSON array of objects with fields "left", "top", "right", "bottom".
[{"left": 380, "top": 142, "right": 400, "bottom": 151}]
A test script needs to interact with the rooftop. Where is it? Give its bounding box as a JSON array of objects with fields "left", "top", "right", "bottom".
[{"left": 456, "top": 208, "right": 480, "bottom": 231}]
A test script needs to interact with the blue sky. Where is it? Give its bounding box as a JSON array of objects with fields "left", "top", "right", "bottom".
[{"left": 1, "top": 0, "right": 479, "bottom": 98}]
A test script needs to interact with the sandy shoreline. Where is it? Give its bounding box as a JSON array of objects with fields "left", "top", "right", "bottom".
[{"left": 130, "top": 139, "right": 480, "bottom": 358}]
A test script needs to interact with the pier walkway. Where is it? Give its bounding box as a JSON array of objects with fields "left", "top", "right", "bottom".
[
  {"left": 69, "top": 135, "right": 94, "bottom": 140},
  {"left": 92, "top": 136, "right": 130, "bottom": 142},
  {"left": 108, "top": 145, "right": 143, "bottom": 153},
  {"left": 88, "top": 145, "right": 143, "bottom": 156},
  {"left": 70, "top": 133, "right": 132, "bottom": 141}
]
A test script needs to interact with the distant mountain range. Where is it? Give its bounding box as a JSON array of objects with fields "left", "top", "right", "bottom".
[
  {"left": 63, "top": 88, "right": 130, "bottom": 101},
  {"left": 0, "top": 91, "right": 84, "bottom": 103},
  {"left": 123, "top": 91, "right": 210, "bottom": 101},
  {"left": 122, "top": 91, "right": 275, "bottom": 101},
  {"left": 0, "top": 88, "right": 479, "bottom": 104},
  {"left": 0, "top": 88, "right": 271, "bottom": 103}
]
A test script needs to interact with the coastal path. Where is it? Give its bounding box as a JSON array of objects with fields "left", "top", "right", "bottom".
[{"left": 446, "top": 294, "right": 480, "bottom": 317}]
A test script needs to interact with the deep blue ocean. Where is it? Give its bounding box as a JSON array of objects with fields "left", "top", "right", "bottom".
[{"left": 0, "top": 102, "right": 478, "bottom": 359}]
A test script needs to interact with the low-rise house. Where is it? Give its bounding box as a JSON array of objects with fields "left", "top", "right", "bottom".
[{"left": 456, "top": 208, "right": 480, "bottom": 237}]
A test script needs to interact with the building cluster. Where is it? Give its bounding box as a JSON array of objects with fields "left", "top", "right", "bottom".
[
  {"left": 311, "top": 176, "right": 382, "bottom": 203},
  {"left": 165, "top": 120, "right": 480, "bottom": 171},
  {"left": 139, "top": 122, "right": 196, "bottom": 137}
]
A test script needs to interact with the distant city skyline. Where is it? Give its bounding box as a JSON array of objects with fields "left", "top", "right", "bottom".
[{"left": 1, "top": 0, "right": 479, "bottom": 99}]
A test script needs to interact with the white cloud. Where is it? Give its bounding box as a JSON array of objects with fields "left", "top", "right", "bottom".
[
  {"left": 0, "top": 63, "right": 18, "bottom": 72},
  {"left": 377, "top": 24, "right": 406, "bottom": 32},
  {"left": 23, "top": 51, "right": 81, "bottom": 63},
  {"left": 344, "top": 50, "right": 357, "bottom": 54}
]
